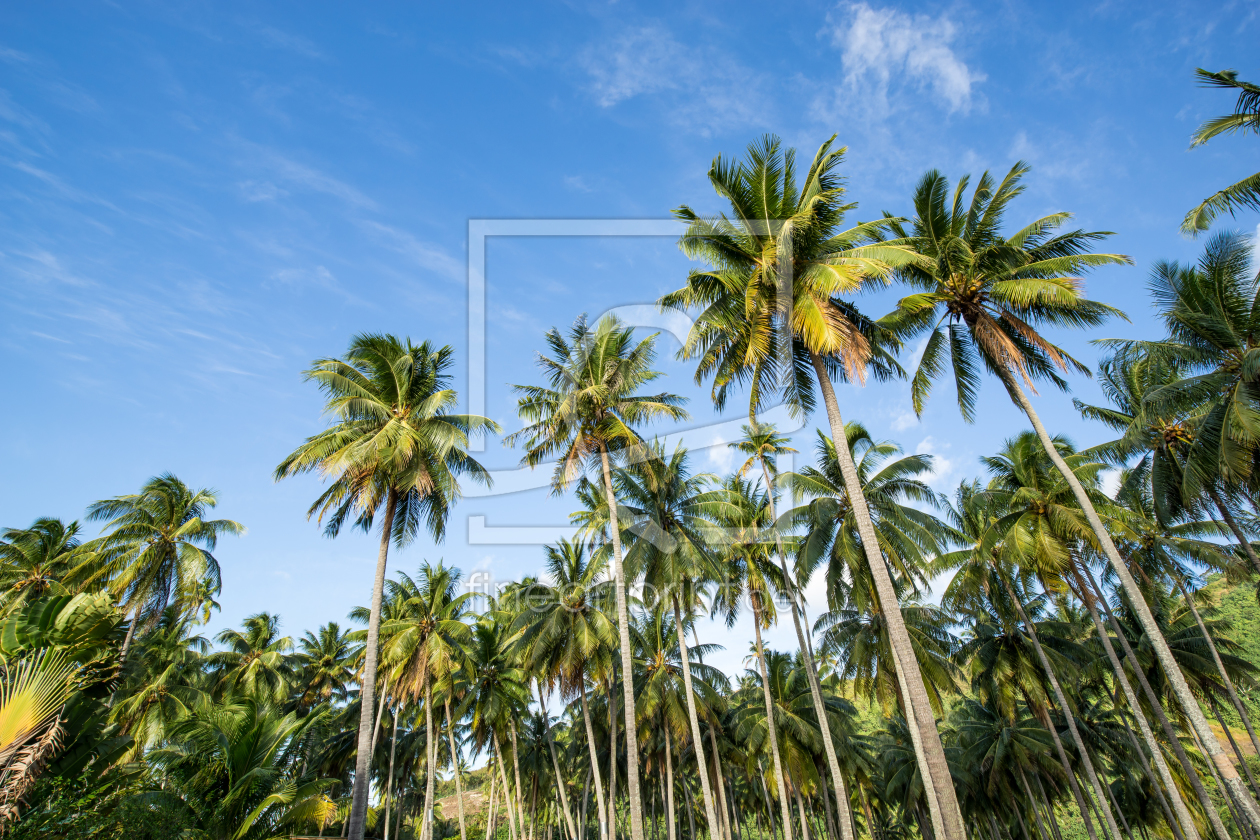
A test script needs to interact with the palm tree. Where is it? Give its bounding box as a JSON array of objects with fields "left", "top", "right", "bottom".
[
  {"left": 468, "top": 614, "right": 531, "bottom": 840},
  {"left": 275, "top": 334, "right": 496, "bottom": 840},
  {"left": 712, "top": 473, "right": 800, "bottom": 840},
  {"left": 659, "top": 134, "right": 964, "bottom": 840},
  {"left": 296, "top": 623, "right": 361, "bottom": 713},
  {"left": 111, "top": 606, "right": 209, "bottom": 758},
  {"left": 1103, "top": 232, "right": 1260, "bottom": 574},
  {"left": 0, "top": 518, "right": 87, "bottom": 612},
  {"left": 372, "top": 562, "right": 474, "bottom": 840},
  {"left": 148, "top": 697, "right": 333, "bottom": 840},
  {"left": 513, "top": 538, "right": 616, "bottom": 840},
  {"left": 1183, "top": 69, "right": 1260, "bottom": 234},
  {"left": 731, "top": 423, "right": 858, "bottom": 840},
  {"left": 84, "top": 473, "right": 242, "bottom": 665},
  {"left": 610, "top": 441, "right": 732, "bottom": 840},
  {"left": 210, "top": 612, "right": 297, "bottom": 703},
  {"left": 506, "top": 313, "right": 688, "bottom": 840},
  {"left": 884, "top": 163, "right": 1260, "bottom": 825}
]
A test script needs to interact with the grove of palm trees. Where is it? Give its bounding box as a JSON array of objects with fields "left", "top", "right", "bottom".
[{"left": 6, "top": 58, "right": 1260, "bottom": 840}]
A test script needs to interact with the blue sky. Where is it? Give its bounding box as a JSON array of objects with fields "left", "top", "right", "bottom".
[{"left": 2, "top": 1, "right": 1257, "bottom": 679}]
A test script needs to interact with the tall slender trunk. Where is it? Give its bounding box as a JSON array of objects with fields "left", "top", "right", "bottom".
[
  {"left": 793, "top": 783, "right": 811, "bottom": 840},
  {"left": 600, "top": 445, "right": 647, "bottom": 840},
  {"left": 809, "top": 353, "right": 962, "bottom": 840},
  {"left": 758, "top": 759, "right": 778, "bottom": 839},
  {"left": 513, "top": 721, "right": 528, "bottom": 840},
  {"left": 488, "top": 761, "right": 500, "bottom": 840},
  {"left": 348, "top": 488, "right": 398, "bottom": 840},
  {"left": 758, "top": 455, "right": 856, "bottom": 840},
  {"left": 495, "top": 732, "right": 520, "bottom": 840},
  {"left": 671, "top": 596, "right": 720, "bottom": 838},
  {"left": 1003, "top": 374, "right": 1260, "bottom": 828},
  {"left": 540, "top": 685, "right": 580, "bottom": 840},
  {"left": 1034, "top": 773, "right": 1064, "bottom": 840},
  {"left": 1173, "top": 574, "right": 1260, "bottom": 762},
  {"left": 372, "top": 681, "right": 390, "bottom": 756},
  {"left": 423, "top": 684, "right": 437, "bottom": 840},
  {"left": 609, "top": 676, "right": 619, "bottom": 840},
  {"left": 447, "top": 698, "right": 469, "bottom": 840},
  {"left": 581, "top": 685, "right": 611, "bottom": 840},
  {"left": 1072, "top": 566, "right": 1199, "bottom": 840},
  {"left": 751, "top": 595, "right": 795, "bottom": 840},
  {"left": 1210, "top": 695, "right": 1260, "bottom": 801},
  {"left": 665, "top": 726, "right": 677, "bottom": 840},
  {"left": 385, "top": 700, "right": 401, "bottom": 840},
  {"left": 692, "top": 624, "right": 732, "bottom": 840},
  {"left": 1083, "top": 565, "right": 1229, "bottom": 840},
  {"left": 819, "top": 761, "right": 837, "bottom": 840},
  {"left": 1207, "top": 488, "right": 1260, "bottom": 577},
  {"left": 1001, "top": 574, "right": 1111, "bottom": 840},
  {"left": 1018, "top": 766, "right": 1048, "bottom": 840},
  {"left": 583, "top": 766, "right": 593, "bottom": 840}
]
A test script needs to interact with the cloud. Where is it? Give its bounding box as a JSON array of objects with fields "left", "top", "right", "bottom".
[
  {"left": 705, "top": 431, "right": 737, "bottom": 473},
  {"left": 235, "top": 141, "right": 377, "bottom": 209},
  {"left": 821, "top": 3, "right": 985, "bottom": 118},
  {"left": 914, "top": 435, "right": 959, "bottom": 491},
  {"left": 361, "top": 221, "right": 463, "bottom": 281},
  {"left": 890, "top": 409, "right": 919, "bottom": 432},
  {"left": 579, "top": 25, "right": 769, "bottom": 133}
]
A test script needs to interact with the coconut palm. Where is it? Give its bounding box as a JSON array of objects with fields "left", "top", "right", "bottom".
[
  {"left": 467, "top": 614, "right": 531, "bottom": 840},
  {"left": 275, "top": 334, "right": 496, "bottom": 840},
  {"left": 1103, "top": 232, "right": 1260, "bottom": 574},
  {"left": 209, "top": 612, "right": 297, "bottom": 703},
  {"left": 110, "top": 606, "right": 209, "bottom": 758},
  {"left": 1183, "top": 69, "right": 1260, "bottom": 234},
  {"left": 512, "top": 538, "right": 615, "bottom": 840},
  {"left": 711, "top": 473, "right": 799, "bottom": 840},
  {"left": 611, "top": 441, "right": 732, "bottom": 840},
  {"left": 731, "top": 422, "right": 860, "bottom": 840},
  {"left": 659, "top": 134, "right": 964, "bottom": 840},
  {"left": 884, "top": 163, "right": 1260, "bottom": 824},
  {"left": 0, "top": 518, "right": 87, "bottom": 613},
  {"left": 506, "top": 313, "right": 688, "bottom": 840},
  {"left": 295, "top": 623, "right": 361, "bottom": 713},
  {"left": 83, "top": 473, "right": 242, "bottom": 665}
]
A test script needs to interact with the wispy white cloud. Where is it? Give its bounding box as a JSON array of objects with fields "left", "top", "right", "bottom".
[
  {"left": 914, "top": 435, "right": 960, "bottom": 491},
  {"left": 235, "top": 142, "right": 377, "bottom": 209},
  {"left": 819, "top": 3, "right": 985, "bottom": 119},
  {"left": 580, "top": 25, "right": 769, "bottom": 134},
  {"left": 361, "top": 221, "right": 463, "bottom": 281},
  {"left": 245, "top": 23, "right": 324, "bottom": 59}
]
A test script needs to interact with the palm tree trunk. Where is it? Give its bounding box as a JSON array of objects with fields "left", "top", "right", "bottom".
[
  {"left": 423, "top": 683, "right": 438, "bottom": 840},
  {"left": 386, "top": 700, "right": 401, "bottom": 840},
  {"left": 752, "top": 595, "right": 795, "bottom": 840},
  {"left": 671, "top": 596, "right": 720, "bottom": 838},
  {"left": 600, "top": 444, "right": 647, "bottom": 840},
  {"left": 513, "top": 720, "right": 528, "bottom": 840},
  {"left": 583, "top": 766, "right": 593, "bottom": 840},
  {"left": 1207, "top": 487, "right": 1260, "bottom": 577},
  {"left": 609, "top": 679, "right": 619, "bottom": 840},
  {"left": 348, "top": 487, "right": 398, "bottom": 840},
  {"left": 1018, "top": 766, "right": 1048, "bottom": 840},
  {"left": 1000, "top": 574, "right": 1112, "bottom": 840},
  {"left": 540, "top": 685, "right": 581, "bottom": 840},
  {"left": 490, "top": 760, "right": 502, "bottom": 840},
  {"left": 758, "top": 456, "right": 856, "bottom": 840},
  {"left": 1120, "top": 716, "right": 1186, "bottom": 840},
  {"left": 1085, "top": 564, "right": 1236, "bottom": 840},
  {"left": 1209, "top": 695, "right": 1260, "bottom": 801},
  {"left": 495, "top": 731, "right": 520, "bottom": 840},
  {"left": 372, "top": 681, "right": 391, "bottom": 756},
  {"left": 758, "top": 758, "right": 779, "bottom": 839},
  {"left": 810, "top": 353, "right": 963, "bottom": 840},
  {"left": 1072, "top": 566, "right": 1199, "bottom": 840},
  {"left": 665, "top": 726, "right": 677, "bottom": 840},
  {"left": 1034, "top": 773, "right": 1063, "bottom": 840},
  {"left": 1173, "top": 574, "right": 1260, "bottom": 762},
  {"left": 581, "top": 685, "right": 612, "bottom": 840},
  {"left": 692, "top": 624, "right": 732, "bottom": 840},
  {"left": 447, "top": 698, "right": 469, "bottom": 840},
  {"left": 1003, "top": 374, "right": 1260, "bottom": 828},
  {"left": 793, "top": 783, "right": 811, "bottom": 840}
]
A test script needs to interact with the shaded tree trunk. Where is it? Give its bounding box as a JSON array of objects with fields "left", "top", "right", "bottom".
[
  {"left": 1002, "top": 574, "right": 1112, "bottom": 840},
  {"left": 447, "top": 698, "right": 469, "bottom": 840},
  {"left": 539, "top": 686, "right": 580, "bottom": 840},
  {"left": 495, "top": 731, "right": 520, "bottom": 840},
  {"left": 1207, "top": 487, "right": 1260, "bottom": 577},
  {"left": 600, "top": 445, "right": 647, "bottom": 840},
  {"left": 513, "top": 721, "right": 529, "bottom": 840},
  {"left": 349, "top": 488, "right": 398, "bottom": 840},
  {"left": 1083, "top": 565, "right": 1227, "bottom": 840},
  {"left": 581, "top": 685, "right": 612, "bottom": 840},
  {"left": 671, "top": 597, "right": 720, "bottom": 840},
  {"left": 810, "top": 353, "right": 963, "bottom": 840},
  {"left": 1004, "top": 374, "right": 1260, "bottom": 829},
  {"left": 665, "top": 726, "right": 677, "bottom": 840},
  {"left": 752, "top": 595, "right": 795, "bottom": 840},
  {"left": 385, "top": 700, "right": 401, "bottom": 840}
]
